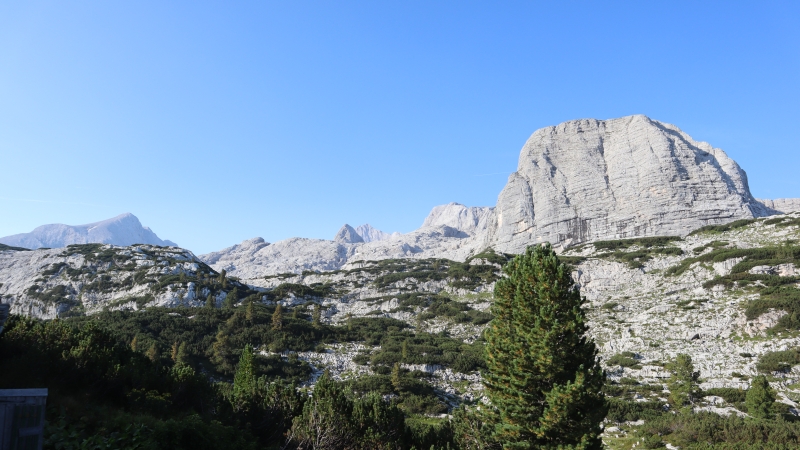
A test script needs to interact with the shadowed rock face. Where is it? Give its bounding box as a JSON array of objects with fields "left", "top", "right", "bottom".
[{"left": 486, "top": 115, "right": 773, "bottom": 253}]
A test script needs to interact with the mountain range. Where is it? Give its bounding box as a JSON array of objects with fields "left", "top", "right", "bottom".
[
  {"left": 198, "top": 115, "right": 800, "bottom": 280},
  {"left": 4, "top": 115, "right": 799, "bottom": 279},
  {"left": 0, "top": 213, "right": 177, "bottom": 249}
]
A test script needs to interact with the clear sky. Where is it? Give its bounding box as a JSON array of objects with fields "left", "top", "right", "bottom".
[{"left": 1, "top": 1, "right": 798, "bottom": 254}]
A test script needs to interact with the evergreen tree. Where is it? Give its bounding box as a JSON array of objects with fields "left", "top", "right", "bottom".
[
  {"left": 246, "top": 300, "right": 255, "bottom": 322},
  {"left": 206, "top": 293, "right": 215, "bottom": 309},
  {"left": 146, "top": 342, "right": 159, "bottom": 362},
  {"left": 130, "top": 335, "right": 139, "bottom": 352},
  {"left": 391, "top": 362, "right": 402, "bottom": 391},
  {"left": 746, "top": 375, "right": 776, "bottom": 420},
  {"left": 223, "top": 288, "right": 238, "bottom": 309},
  {"left": 289, "top": 372, "right": 356, "bottom": 449},
  {"left": 401, "top": 339, "right": 409, "bottom": 361},
  {"left": 210, "top": 330, "right": 236, "bottom": 374},
  {"left": 171, "top": 341, "right": 180, "bottom": 361},
  {"left": 272, "top": 303, "right": 283, "bottom": 330},
  {"left": 483, "top": 244, "right": 606, "bottom": 449},
  {"left": 176, "top": 341, "right": 189, "bottom": 364},
  {"left": 219, "top": 268, "right": 227, "bottom": 286},
  {"left": 233, "top": 344, "right": 257, "bottom": 411},
  {"left": 667, "top": 353, "right": 700, "bottom": 413},
  {"left": 452, "top": 406, "right": 498, "bottom": 450},
  {"left": 312, "top": 304, "right": 322, "bottom": 328}
]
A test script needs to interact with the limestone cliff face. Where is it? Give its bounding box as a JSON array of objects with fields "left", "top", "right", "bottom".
[{"left": 486, "top": 115, "right": 772, "bottom": 252}]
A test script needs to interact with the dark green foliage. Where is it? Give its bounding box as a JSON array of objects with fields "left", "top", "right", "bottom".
[
  {"left": 365, "top": 256, "right": 504, "bottom": 291},
  {"left": 557, "top": 255, "right": 587, "bottom": 266},
  {"left": 288, "top": 373, "right": 410, "bottom": 449},
  {"left": 637, "top": 412, "right": 800, "bottom": 448},
  {"left": 606, "top": 398, "right": 664, "bottom": 423},
  {"left": 0, "top": 315, "right": 256, "bottom": 449},
  {"left": 593, "top": 236, "right": 682, "bottom": 251},
  {"left": 668, "top": 244, "right": 800, "bottom": 277},
  {"left": 390, "top": 293, "right": 493, "bottom": 325},
  {"left": 746, "top": 375, "right": 776, "bottom": 420},
  {"left": 363, "top": 326, "right": 486, "bottom": 374},
  {"left": 42, "top": 262, "right": 68, "bottom": 276},
  {"left": 666, "top": 353, "right": 700, "bottom": 412},
  {"left": 743, "top": 286, "right": 800, "bottom": 332},
  {"left": 764, "top": 216, "right": 800, "bottom": 228},
  {"left": 0, "top": 243, "right": 30, "bottom": 251},
  {"left": 450, "top": 406, "right": 497, "bottom": 450},
  {"left": 693, "top": 240, "right": 730, "bottom": 254},
  {"left": 24, "top": 284, "right": 74, "bottom": 305},
  {"left": 270, "top": 283, "right": 332, "bottom": 300},
  {"left": 483, "top": 244, "right": 607, "bottom": 449},
  {"left": 688, "top": 219, "right": 758, "bottom": 235},
  {"left": 703, "top": 388, "right": 747, "bottom": 404},
  {"left": 607, "top": 352, "right": 642, "bottom": 369},
  {"left": 756, "top": 348, "right": 800, "bottom": 373},
  {"left": 416, "top": 295, "right": 493, "bottom": 324},
  {"left": 592, "top": 236, "right": 683, "bottom": 269}
]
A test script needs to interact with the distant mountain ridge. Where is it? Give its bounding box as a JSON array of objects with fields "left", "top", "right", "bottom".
[
  {"left": 0, "top": 213, "right": 177, "bottom": 249},
  {"left": 199, "top": 115, "right": 800, "bottom": 279}
]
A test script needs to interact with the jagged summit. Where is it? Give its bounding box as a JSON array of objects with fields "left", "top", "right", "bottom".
[
  {"left": 334, "top": 224, "right": 364, "bottom": 244},
  {"left": 421, "top": 203, "right": 494, "bottom": 237},
  {"left": 354, "top": 224, "right": 392, "bottom": 243},
  {"left": 0, "top": 213, "right": 177, "bottom": 249}
]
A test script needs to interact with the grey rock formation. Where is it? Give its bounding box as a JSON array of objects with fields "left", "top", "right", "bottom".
[
  {"left": 354, "top": 224, "right": 392, "bottom": 243},
  {"left": 202, "top": 115, "right": 800, "bottom": 277},
  {"left": 421, "top": 203, "right": 494, "bottom": 237},
  {"left": 486, "top": 115, "right": 772, "bottom": 253},
  {"left": 757, "top": 198, "right": 800, "bottom": 214},
  {"left": 334, "top": 224, "right": 364, "bottom": 244},
  {"left": 202, "top": 236, "right": 357, "bottom": 277},
  {"left": 0, "top": 213, "right": 177, "bottom": 249}
]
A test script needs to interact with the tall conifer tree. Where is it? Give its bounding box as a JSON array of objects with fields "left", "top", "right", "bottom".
[
  {"left": 272, "top": 304, "right": 283, "bottom": 330},
  {"left": 483, "top": 244, "right": 606, "bottom": 449}
]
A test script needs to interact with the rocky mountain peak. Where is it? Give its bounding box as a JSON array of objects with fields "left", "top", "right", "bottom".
[
  {"left": 421, "top": 203, "right": 494, "bottom": 236},
  {"left": 334, "top": 224, "right": 364, "bottom": 244},
  {"left": 0, "top": 213, "right": 177, "bottom": 249},
  {"left": 486, "top": 114, "right": 774, "bottom": 253}
]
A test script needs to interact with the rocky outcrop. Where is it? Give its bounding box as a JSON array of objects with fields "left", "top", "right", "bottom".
[
  {"left": 0, "top": 213, "right": 177, "bottom": 249},
  {"left": 758, "top": 198, "right": 800, "bottom": 214},
  {"left": 334, "top": 224, "right": 364, "bottom": 244},
  {"left": 202, "top": 237, "right": 356, "bottom": 277},
  {"left": 486, "top": 115, "right": 772, "bottom": 253},
  {"left": 0, "top": 244, "right": 215, "bottom": 319},
  {"left": 421, "top": 203, "right": 494, "bottom": 237},
  {"left": 354, "top": 224, "right": 392, "bottom": 243}
]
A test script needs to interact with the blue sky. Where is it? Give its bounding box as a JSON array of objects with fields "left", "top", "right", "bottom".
[{"left": 1, "top": 1, "right": 798, "bottom": 254}]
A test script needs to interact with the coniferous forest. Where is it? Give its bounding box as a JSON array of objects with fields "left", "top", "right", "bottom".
[{"left": 4, "top": 246, "right": 800, "bottom": 449}]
